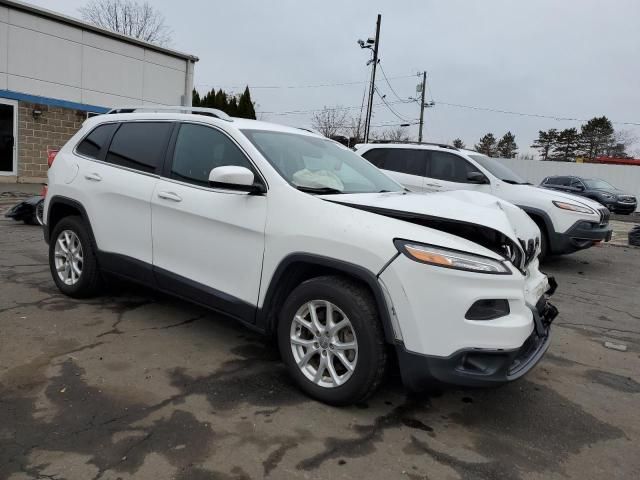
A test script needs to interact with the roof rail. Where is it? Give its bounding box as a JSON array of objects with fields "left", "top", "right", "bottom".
[
  {"left": 106, "top": 106, "right": 233, "bottom": 122},
  {"left": 367, "top": 140, "right": 458, "bottom": 150}
]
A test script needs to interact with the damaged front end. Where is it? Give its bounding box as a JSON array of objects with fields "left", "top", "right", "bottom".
[{"left": 332, "top": 200, "right": 536, "bottom": 274}]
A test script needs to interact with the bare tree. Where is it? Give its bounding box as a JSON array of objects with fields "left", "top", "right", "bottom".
[
  {"left": 79, "top": 0, "right": 172, "bottom": 46},
  {"left": 311, "top": 107, "right": 349, "bottom": 138},
  {"left": 377, "top": 127, "right": 410, "bottom": 142}
]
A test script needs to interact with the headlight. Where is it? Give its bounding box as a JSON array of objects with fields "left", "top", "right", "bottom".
[
  {"left": 394, "top": 240, "right": 511, "bottom": 274},
  {"left": 600, "top": 193, "right": 615, "bottom": 200},
  {"left": 552, "top": 201, "right": 596, "bottom": 215}
]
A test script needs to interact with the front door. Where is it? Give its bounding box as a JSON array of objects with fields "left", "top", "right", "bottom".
[
  {"left": 425, "top": 150, "right": 493, "bottom": 194},
  {"left": 0, "top": 99, "right": 17, "bottom": 175},
  {"left": 151, "top": 122, "right": 267, "bottom": 322}
]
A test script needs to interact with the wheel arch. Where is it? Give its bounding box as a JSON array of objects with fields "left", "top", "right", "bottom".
[
  {"left": 45, "top": 196, "right": 97, "bottom": 249},
  {"left": 256, "top": 254, "right": 396, "bottom": 343}
]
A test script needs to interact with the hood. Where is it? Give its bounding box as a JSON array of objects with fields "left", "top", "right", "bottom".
[
  {"left": 525, "top": 185, "right": 603, "bottom": 210},
  {"left": 324, "top": 190, "right": 541, "bottom": 270}
]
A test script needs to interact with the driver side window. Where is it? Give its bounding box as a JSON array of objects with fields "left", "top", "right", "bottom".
[{"left": 170, "top": 123, "right": 255, "bottom": 187}]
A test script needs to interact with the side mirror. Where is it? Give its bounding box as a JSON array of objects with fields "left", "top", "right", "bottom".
[
  {"left": 208, "top": 166, "right": 265, "bottom": 194},
  {"left": 467, "top": 171, "right": 489, "bottom": 184},
  {"left": 574, "top": 185, "right": 584, "bottom": 192}
]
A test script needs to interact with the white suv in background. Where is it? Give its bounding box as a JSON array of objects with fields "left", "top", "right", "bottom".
[
  {"left": 355, "top": 143, "right": 613, "bottom": 257},
  {"left": 44, "top": 107, "right": 557, "bottom": 405}
]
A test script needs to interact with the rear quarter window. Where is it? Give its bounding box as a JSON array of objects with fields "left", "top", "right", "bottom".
[{"left": 76, "top": 123, "right": 118, "bottom": 159}]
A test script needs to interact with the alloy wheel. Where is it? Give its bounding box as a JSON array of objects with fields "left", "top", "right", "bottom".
[
  {"left": 290, "top": 300, "right": 358, "bottom": 388},
  {"left": 54, "top": 230, "right": 83, "bottom": 285}
]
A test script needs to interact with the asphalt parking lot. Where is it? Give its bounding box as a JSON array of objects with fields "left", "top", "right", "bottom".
[{"left": 1, "top": 217, "right": 639, "bottom": 480}]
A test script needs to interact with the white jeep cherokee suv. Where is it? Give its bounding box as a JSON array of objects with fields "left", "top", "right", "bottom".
[
  {"left": 44, "top": 107, "right": 557, "bottom": 405},
  {"left": 354, "top": 143, "right": 613, "bottom": 257}
]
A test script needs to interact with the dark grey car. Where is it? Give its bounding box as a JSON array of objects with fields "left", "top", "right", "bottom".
[{"left": 541, "top": 176, "right": 637, "bottom": 215}]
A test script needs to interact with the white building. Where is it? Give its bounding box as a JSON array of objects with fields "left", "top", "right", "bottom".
[{"left": 0, "top": 0, "right": 198, "bottom": 182}]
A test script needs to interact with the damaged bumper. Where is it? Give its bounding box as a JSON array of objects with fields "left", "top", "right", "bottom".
[{"left": 396, "top": 276, "right": 558, "bottom": 390}]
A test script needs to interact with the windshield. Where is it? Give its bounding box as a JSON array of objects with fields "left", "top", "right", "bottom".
[
  {"left": 242, "top": 130, "right": 403, "bottom": 194},
  {"left": 468, "top": 154, "right": 528, "bottom": 184},
  {"left": 583, "top": 178, "right": 616, "bottom": 190}
]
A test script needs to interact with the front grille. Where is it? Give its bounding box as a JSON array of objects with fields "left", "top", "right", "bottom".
[
  {"left": 598, "top": 207, "right": 610, "bottom": 226},
  {"left": 619, "top": 196, "right": 636, "bottom": 203},
  {"left": 518, "top": 236, "right": 540, "bottom": 269}
]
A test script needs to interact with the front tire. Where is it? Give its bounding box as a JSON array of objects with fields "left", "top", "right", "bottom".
[
  {"left": 277, "top": 276, "right": 387, "bottom": 405},
  {"left": 49, "top": 216, "right": 102, "bottom": 298}
]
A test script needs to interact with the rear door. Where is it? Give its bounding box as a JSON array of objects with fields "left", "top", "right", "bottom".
[
  {"left": 151, "top": 122, "right": 267, "bottom": 321},
  {"left": 425, "top": 150, "right": 492, "bottom": 193},
  {"left": 361, "top": 147, "right": 427, "bottom": 191},
  {"left": 76, "top": 121, "right": 173, "bottom": 268}
]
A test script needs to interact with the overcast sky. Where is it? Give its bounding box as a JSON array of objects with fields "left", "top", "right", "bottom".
[{"left": 28, "top": 0, "right": 640, "bottom": 155}]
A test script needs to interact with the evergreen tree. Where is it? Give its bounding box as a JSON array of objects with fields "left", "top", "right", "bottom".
[
  {"left": 237, "top": 86, "right": 257, "bottom": 119},
  {"left": 452, "top": 138, "right": 465, "bottom": 149},
  {"left": 531, "top": 129, "right": 558, "bottom": 161},
  {"left": 475, "top": 133, "right": 497, "bottom": 157},
  {"left": 579, "top": 116, "right": 614, "bottom": 160},
  {"left": 214, "top": 89, "right": 228, "bottom": 111},
  {"left": 192, "top": 89, "right": 201, "bottom": 107},
  {"left": 551, "top": 128, "right": 580, "bottom": 162},
  {"left": 227, "top": 96, "right": 238, "bottom": 117},
  {"left": 496, "top": 131, "right": 518, "bottom": 158}
]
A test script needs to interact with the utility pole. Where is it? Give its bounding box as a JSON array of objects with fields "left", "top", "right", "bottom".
[
  {"left": 418, "top": 71, "right": 426, "bottom": 143},
  {"left": 364, "top": 14, "right": 381, "bottom": 143}
]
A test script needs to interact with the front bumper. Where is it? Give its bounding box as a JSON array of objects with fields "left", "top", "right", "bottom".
[
  {"left": 607, "top": 200, "right": 637, "bottom": 214},
  {"left": 550, "top": 220, "right": 612, "bottom": 254},
  {"left": 396, "top": 277, "right": 558, "bottom": 390}
]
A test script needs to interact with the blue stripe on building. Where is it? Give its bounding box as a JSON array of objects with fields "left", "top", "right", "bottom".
[{"left": 0, "top": 90, "right": 109, "bottom": 113}]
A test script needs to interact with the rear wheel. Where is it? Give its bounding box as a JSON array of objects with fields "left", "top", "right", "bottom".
[
  {"left": 277, "top": 276, "right": 387, "bottom": 405},
  {"left": 49, "top": 216, "right": 102, "bottom": 298}
]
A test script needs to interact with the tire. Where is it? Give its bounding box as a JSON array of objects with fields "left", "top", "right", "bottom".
[
  {"left": 49, "top": 216, "right": 102, "bottom": 298},
  {"left": 277, "top": 275, "right": 387, "bottom": 405}
]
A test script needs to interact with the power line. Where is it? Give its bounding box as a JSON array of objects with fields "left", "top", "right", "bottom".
[
  {"left": 378, "top": 62, "right": 413, "bottom": 104},
  {"left": 374, "top": 85, "right": 410, "bottom": 122},
  {"left": 257, "top": 99, "right": 410, "bottom": 116},
  {"left": 193, "top": 74, "right": 416, "bottom": 91},
  {"left": 437, "top": 101, "right": 640, "bottom": 127}
]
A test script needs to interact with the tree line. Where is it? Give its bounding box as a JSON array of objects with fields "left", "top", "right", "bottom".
[
  {"left": 530, "top": 116, "right": 634, "bottom": 161},
  {"left": 192, "top": 86, "right": 257, "bottom": 119},
  {"left": 450, "top": 132, "right": 519, "bottom": 158},
  {"left": 453, "top": 116, "right": 635, "bottom": 161}
]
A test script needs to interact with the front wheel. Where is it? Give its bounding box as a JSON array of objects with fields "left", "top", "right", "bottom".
[{"left": 277, "top": 276, "right": 387, "bottom": 405}]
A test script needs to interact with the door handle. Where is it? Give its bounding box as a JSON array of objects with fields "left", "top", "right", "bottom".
[
  {"left": 157, "top": 191, "right": 182, "bottom": 202},
  {"left": 84, "top": 173, "right": 102, "bottom": 182},
  {"left": 425, "top": 183, "right": 441, "bottom": 188}
]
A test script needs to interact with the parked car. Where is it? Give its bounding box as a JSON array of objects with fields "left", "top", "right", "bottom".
[
  {"left": 540, "top": 176, "right": 637, "bottom": 215},
  {"left": 44, "top": 107, "right": 557, "bottom": 405},
  {"left": 354, "top": 143, "right": 612, "bottom": 258}
]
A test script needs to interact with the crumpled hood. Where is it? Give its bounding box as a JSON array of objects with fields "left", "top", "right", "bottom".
[{"left": 324, "top": 190, "right": 540, "bottom": 248}]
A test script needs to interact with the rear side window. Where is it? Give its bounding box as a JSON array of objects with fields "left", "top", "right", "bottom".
[
  {"left": 76, "top": 123, "right": 118, "bottom": 159},
  {"left": 105, "top": 122, "right": 173, "bottom": 174},
  {"left": 428, "top": 151, "right": 477, "bottom": 183},
  {"left": 361, "top": 148, "right": 426, "bottom": 176},
  {"left": 170, "top": 123, "right": 255, "bottom": 186}
]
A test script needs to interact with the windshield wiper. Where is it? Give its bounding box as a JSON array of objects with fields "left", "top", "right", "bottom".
[{"left": 295, "top": 185, "right": 344, "bottom": 195}]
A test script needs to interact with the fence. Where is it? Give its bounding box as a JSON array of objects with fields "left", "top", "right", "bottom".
[{"left": 499, "top": 159, "right": 640, "bottom": 212}]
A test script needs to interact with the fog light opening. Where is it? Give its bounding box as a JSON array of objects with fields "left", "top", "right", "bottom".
[{"left": 465, "top": 299, "right": 510, "bottom": 321}]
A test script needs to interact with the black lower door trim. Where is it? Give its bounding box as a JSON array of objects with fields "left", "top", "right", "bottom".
[
  {"left": 98, "top": 251, "right": 155, "bottom": 285},
  {"left": 96, "top": 250, "right": 257, "bottom": 326},
  {"left": 153, "top": 265, "right": 256, "bottom": 324}
]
